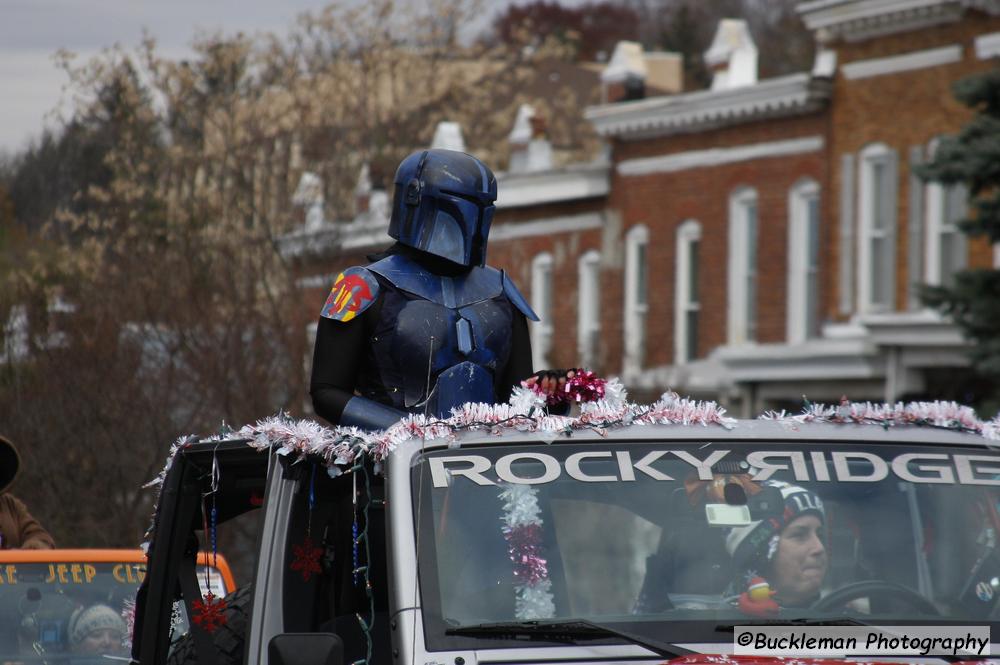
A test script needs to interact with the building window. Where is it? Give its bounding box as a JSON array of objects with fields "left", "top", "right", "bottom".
[
  {"left": 577, "top": 250, "right": 601, "bottom": 368},
  {"left": 858, "top": 143, "right": 898, "bottom": 313},
  {"left": 624, "top": 225, "right": 649, "bottom": 370},
  {"left": 787, "top": 180, "right": 821, "bottom": 343},
  {"left": 728, "top": 188, "right": 758, "bottom": 345},
  {"left": 674, "top": 220, "right": 701, "bottom": 364},
  {"left": 530, "top": 252, "right": 554, "bottom": 370},
  {"left": 925, "top": 140, "right": 968, "bottom": 288}
]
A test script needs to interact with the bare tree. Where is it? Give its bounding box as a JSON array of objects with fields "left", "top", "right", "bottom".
[{"left": 0, "top": 0, "right": 588, "bottom": 548}]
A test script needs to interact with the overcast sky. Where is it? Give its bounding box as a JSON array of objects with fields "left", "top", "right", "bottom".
[{"left": 0, "top": 0, "right": 539, "bottom": 156}]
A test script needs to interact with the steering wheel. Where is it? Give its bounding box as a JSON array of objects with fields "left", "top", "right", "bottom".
[{"left": 811, "top": 580, "right": 939, "bottom": 616}]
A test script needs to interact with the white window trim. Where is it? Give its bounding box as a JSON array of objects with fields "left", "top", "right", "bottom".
[
  {"left": 924, "top": 178, "right": 947, "bottom": 286},
  {"left": 857, "top": 142, "right": 895, "bottom": 314},
  {"left": 924, "top": 139, "right": 967, "bottom": 287},
  {"left": 624, "top": 225, "right": 649, "bottom": 371},
  {"left": 674, "top": 220, "right": 701, "bottom": 364},
  {"left": 787, "top": 179, "right": 820, "bottom": 344},
  {"left": 727, "top": 187, "right": 758, "bottom": 345},
  {"left": 577, "top": 250, "right": 601, "bottom": 368},
  {"left": 530, "top": 253, "right": 554, "bottom": 370}
]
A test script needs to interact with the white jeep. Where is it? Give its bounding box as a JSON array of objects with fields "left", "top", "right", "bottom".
[{"left": 132, "top": 397, "right": 1000, "bottom": 665}]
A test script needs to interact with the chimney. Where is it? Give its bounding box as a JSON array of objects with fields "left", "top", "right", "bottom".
[
  {"left": 526, "top": 113, "right": 553, "bottom": 172},
  {"left": 431, "top": 120, "right": 466, "bottom": 152},
  {"left": 508, "top": 104, "right": 552, "bottom": 173},
  {"left": 704, "top": 19, "right": 758, "bottom": 90},
  {"left": 508, "top": 104, "right": 533, "bottom": 173},
  {"left": 292, "top": 171, "right": 326, "bottom": 230},
  {"left": 354, "top": 163, "right": 371, "bottom": 216},
  {"left": 601, "top": 41, "right": 647, "bottom": 103},
  {"left": 643, "top": 52, "right": 684, "bottom": 94}
]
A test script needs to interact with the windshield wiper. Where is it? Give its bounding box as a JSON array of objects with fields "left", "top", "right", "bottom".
[
  {"left": 715, "top": 617, "right": 871, "bottom": 631},
  {"left": 447, "top": 618, "right": 692, "bottom": 658}
]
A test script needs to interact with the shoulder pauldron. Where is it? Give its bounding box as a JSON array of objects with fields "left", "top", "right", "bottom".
[{"left": 320, "top": 267, "right": 380, "bottom": 322}]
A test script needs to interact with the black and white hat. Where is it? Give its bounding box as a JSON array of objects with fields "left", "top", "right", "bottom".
[{"left": 725, "top": 480, "right": 825, "bottom": 571}]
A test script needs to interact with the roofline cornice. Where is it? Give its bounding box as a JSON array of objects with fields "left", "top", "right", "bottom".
[
  {"left": 496, "top": 161, "right": 610, "bottom": 209},
  {"left": 584, "top": 73, "right": 830, "bottom": 140},
  {"left": 797, "top": 0, "right": 1000, "bottom": 43}
]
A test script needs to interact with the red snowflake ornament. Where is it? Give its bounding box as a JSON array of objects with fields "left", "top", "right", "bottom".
[
  {"left": 290, "top": 536, "right": 323, "bottom": 582},
  {"left": 191, "top": 592, "right": 228, "bottom": 633}
]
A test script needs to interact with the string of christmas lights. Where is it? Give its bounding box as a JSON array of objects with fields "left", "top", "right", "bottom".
[{"left": 351, "top": 462, "right": 377, "bottom": 665}]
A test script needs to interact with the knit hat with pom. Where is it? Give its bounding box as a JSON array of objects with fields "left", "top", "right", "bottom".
[{"left": 725, "top": 480, "right": 825, "bottom": 573}]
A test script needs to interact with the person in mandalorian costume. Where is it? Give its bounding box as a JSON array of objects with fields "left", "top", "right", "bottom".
[{"left": 310, "top": 148, "right": 558, "bottom": 431}]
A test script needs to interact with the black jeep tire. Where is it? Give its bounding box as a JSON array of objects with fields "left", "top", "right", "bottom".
[{"left": 167, "top": 585, "right": 252, "bottom": 665}]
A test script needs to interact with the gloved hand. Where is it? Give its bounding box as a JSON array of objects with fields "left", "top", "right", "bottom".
[{"left": 522, "top": 369, "right": 578, "bottom": 401}]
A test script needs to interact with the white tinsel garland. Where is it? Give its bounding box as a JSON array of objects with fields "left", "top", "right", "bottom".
[
  {"left": 142, "top": 390, "right": 1000, "bottom": 549},
  {"left": 499, "top": 483, "right": 556, "bottom": 620},
  {"left": 760, "top": 399, "right": 1000, "bottom": 441}
]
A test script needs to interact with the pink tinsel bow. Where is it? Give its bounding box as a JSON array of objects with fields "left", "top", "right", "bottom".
[{"left": 530, "top": 369, "right": 607, "bottom": 407}]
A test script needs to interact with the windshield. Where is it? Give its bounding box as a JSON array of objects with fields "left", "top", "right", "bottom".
[
  {"left": 413, "top": 440, "right": 1000, "bottom": 648},
  {"left": 0, "top": 559, "right": 229, "bottom": 662}
]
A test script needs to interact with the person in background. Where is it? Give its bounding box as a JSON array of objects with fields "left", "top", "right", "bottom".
[
  {"left": 0, "top": 434, "right": 54, "bottom": 550},
  {"left": 726, "top": 480, "right": 827, "bottom": 613},
  {"left": 68, "top": 604, "right": 126, "bottom": 657}
]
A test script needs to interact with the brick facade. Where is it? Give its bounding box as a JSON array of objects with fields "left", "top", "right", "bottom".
[
  {"left": 826, "top": 11, "right": 1000, "bottom": 318},
  {"left": 283, "top": 3, "right": 1000, "bottom": 414}
]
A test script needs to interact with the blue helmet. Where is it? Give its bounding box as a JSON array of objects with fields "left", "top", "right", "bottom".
[{"left": 387, "top": 149, "right": 497, "bottom": 267}]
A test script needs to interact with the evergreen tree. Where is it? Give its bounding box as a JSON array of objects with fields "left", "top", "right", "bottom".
[{"left": 918, "top": 67, "right": 1000, "bottom": 392}]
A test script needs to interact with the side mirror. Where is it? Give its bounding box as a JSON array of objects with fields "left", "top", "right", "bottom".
[{"left": 269, "top": 633, "right": 344, "bottom": 665}]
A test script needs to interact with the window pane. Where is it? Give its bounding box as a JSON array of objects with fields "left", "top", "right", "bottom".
[
  {"left": 940, "top": 231, "right": 966, "bottom": 288},
  {"left": 871, "top": 161, "right": 886, "bottom": 230},
  {"left": 806, "top": 271, "right": 820, "bottom": 339},
  {"left": 685, "top": 309, "right": 698, "bottom": 361},
  {"left": 807, "top": 196, "right": 820, "bottom": 338},
  {"left": 871, "top": 236, "right": 887, "bottom": 306},
  {"left": 542, "top": 267, "right": 552, "bottom": 318},
  {"left": 945, "top": 184, "right": 967, "bottom": 228},
  {"left": 636, "top": 243, "right": 648, "bottom": 306},
  {"left": 807, "top": 198, "right": 820, "bottom": 269}
]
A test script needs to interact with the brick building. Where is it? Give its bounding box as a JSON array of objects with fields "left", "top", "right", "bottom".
[{"left": 282, "top": 0, "right": 1000, "bottom": 416}]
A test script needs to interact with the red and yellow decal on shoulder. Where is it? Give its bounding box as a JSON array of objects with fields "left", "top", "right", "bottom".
[{"left": 320, "top": 267, "right": 380, "bottom": 323}]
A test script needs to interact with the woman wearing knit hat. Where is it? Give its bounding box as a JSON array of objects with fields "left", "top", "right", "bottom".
[
  {"left": 68, "top": 604, "right": 126, "bottom": 656},
  {"left": 725, "top": 480, "right": 827, "bottom": 614}
]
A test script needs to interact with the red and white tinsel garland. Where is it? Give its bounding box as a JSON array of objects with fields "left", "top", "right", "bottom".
[
  {"left": 143, "top": 385, "right": 1000, "bottom": 549},
  {"left": 145, "top": 388, "right": 1000, "bottom": 501},
  {"left": 499, "top": 482, "right": 556, "bottom": 620},
  {"left": 760, "top": 398, "right": 1000, "bottom": 440}
]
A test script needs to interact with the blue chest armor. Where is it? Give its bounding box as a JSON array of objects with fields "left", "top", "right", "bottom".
[{"left": 359, "top": 254, "right": 537, "bottom": 417}]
